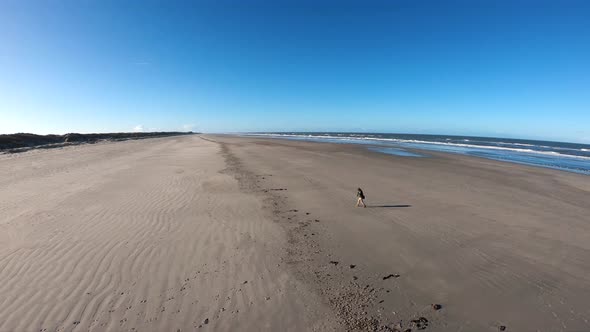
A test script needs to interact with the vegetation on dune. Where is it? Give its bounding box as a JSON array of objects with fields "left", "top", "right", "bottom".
[{"left": 0, "top": 132, "right": 196, "bottom": 151}]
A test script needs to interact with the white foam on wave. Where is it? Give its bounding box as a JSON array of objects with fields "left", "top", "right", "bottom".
[{"left": 496, "top": 142, "right": 536, "bottom": 147}]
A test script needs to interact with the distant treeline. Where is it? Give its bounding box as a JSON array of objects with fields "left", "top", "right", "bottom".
[{"left": 0, "top": 132, "right": 196, "bottom": 152}]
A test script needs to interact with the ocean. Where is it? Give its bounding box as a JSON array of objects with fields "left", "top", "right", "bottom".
[{"left": 246, "top": 132, "right": 590, "bottom": 175}]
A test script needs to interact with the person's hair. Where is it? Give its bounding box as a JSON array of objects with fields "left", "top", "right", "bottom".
[{"left": 358, "top": 188, "right": 362, "bottom": 191}]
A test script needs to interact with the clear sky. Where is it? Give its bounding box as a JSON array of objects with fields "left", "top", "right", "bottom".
[{"left": 1, "top": 1, "right": 589, "bottom": 142}]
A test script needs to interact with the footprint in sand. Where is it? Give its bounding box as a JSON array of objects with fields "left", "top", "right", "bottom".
[{"left": 410, "top": 317, "right": 428, "bottom": 330}]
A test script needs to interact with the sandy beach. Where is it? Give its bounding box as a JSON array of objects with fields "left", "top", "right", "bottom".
[
  {"left": 0, "top": 136, "right": 332, "bottom": 331},
  {"left": 1, "top": 134, "right": 590, "bottom": 331}
]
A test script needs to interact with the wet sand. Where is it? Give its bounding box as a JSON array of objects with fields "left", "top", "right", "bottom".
[
  {"left": 214, "top": 135, "right": 590, "bottom": 331},
  {"left": 1, "top": 134, "right": 589, "bottom": 331}
]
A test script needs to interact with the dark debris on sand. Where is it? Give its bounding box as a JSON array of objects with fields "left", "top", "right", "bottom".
[{"left": 383, "top": 274, "right": 400, "bottom": 280}]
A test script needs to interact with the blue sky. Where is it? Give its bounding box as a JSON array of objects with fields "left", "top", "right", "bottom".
[{"left": 1, "top": 0, "right": 589, "bottom": 142}]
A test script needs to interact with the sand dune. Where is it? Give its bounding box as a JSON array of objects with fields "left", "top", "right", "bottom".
[{"left": 0, "top": 136, "right": 332, "bottom": 331}]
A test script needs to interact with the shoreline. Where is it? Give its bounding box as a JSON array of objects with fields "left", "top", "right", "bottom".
[{"left": 241, "top": 133, "right": 590, "bottom": 176}]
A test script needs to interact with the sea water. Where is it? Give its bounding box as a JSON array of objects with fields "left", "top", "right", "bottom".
[{"left": 246, "top": 133, "right": 590, "bottom": 175}]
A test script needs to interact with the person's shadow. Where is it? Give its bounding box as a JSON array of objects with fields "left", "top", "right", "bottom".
[{"left": 369, "top": 204, "right": 411, "bottom": 208}]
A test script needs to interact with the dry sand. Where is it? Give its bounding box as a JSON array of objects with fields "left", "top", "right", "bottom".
[
  {"left": 0, "top": 136, "right": 333, "bottom": 332},
  {"left": 1, "top": 134, "right": 590, "bottom": 331}
]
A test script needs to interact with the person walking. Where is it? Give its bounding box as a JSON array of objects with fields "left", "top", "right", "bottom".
[{"left": 356, "top": 187, "right": 366, "bottom": 208}]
